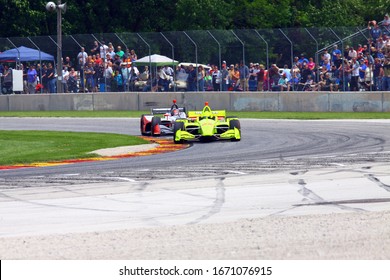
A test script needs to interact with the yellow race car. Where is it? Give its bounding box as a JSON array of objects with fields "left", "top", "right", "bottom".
[{"left": 173, "top": 102, "right": 241, "bottom": 143}]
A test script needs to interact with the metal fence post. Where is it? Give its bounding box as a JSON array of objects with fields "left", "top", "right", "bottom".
[
  {"left": 254, "top": 30, "right": 269, "bottom": 91},
  {"left": 278, "top": 29, "right": 293, "bottom": 69},
  {"left": 207, "top": 30, "right": 222, "bottom": 90},
  {"left": 231, "top": 30, "right": 246, "bottom": 90},
  {"left": 305, "top": 28, "right": 320, "bottom": 81},
  {"left": 136, "top": 33, "right": 151, "bottom": 90},
  {"left": 160, "top": 32, "right": 176, "bottom": 91},
  {"left": 183, "top": 31, "right": 198, "bottom": 91},
  {"left": 6, "top": 38, "right": 20, "bottom": 67},
  {"left": 27, "top": 37, "right": 43, "bottom": 93},
  {"left": 329, "top": 28, "right": 345, "bottom": 91},
  {"left": 114, "top": 33, "right": 128, "bottom": 50}
]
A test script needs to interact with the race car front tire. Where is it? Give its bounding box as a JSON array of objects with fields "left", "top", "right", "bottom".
[
  {"left": 151, "top": 116, "right": 161, "bottom": 136},
  {"left": 229, "top": 119, "right": 241, "bottom": 141},
  {"left": 173, "top": 121, "right": 185, "bottom": 144},
  {"left": 140, "top": 114, "right": 148, "bottom": 136}
]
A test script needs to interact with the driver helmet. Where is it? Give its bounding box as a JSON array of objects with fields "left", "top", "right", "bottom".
[{"left": 172, "top": 109, "right": 179, "bottom": 116}]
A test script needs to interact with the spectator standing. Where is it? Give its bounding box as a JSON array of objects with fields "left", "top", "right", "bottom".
[
  {"left": 256, "top": 64, "right": 265, "bottom": 91},
  {"left": 77, "top": 47, "right": 88, "bottom": 91},
  {"left": 212, "top": 65, "right": 221, "bottom": 91},
  {"left": 282, "top": 64, "right": 292, "bottom": 83},
  {"left": 113, "top": 69, "right": 123, "bottom": 92},
  {"left": 63, "top": 56, "right": 72, "bottom": 70},
  {"left": 130, "top": 49, "right": 137, "bottom": 62},
  {"left": 113, "top": 54, "right": 122, "bottom": 69},
  {"left": 20, "top": 64, "right": 28, "bottom": 94},
  {"left": 40, "top": 64, "right": 49, "bottom": 93},
  {"left": 163, "top": 65, "right": 174, "bottom": 80},
  {"left": 116, "top": 46, "right": 125, "bottom": 59},
  {"left": 104, "top": 62, "right": 113, "bottom": 92},
  {"left": 67, "top": 67, "right": 78, "bottom": 93},
  {"left": 373, "top": 58, "right": 383, "bottom": 91},
  {"left": 291, "top": 66, "right": 301, "bottom": 90},
  {"left": 108, "top": 46, "right": 116, "bottom": 60},
  {"left": 268, "top": 64, "right": 280, "bottom": 89},
  {"left": 220, "top": 64, "right": 229, "bottom": 91},
  {"left": 46, "top": 63, "right": 56, "bottom": 93},
  {"left": 300, "top": 63, "right": 312, "bottom": 84},
  {"left": 62, "top": 66, "right": 69, "bottom": 93},
  {"left": 120, "top": 63, "right": 130, "bottom": 91},
  {"left": 307, "top": 58, "right": 316, "bottom": 71},
  {"left": 197, "top": 65, "right": 205, "bottom": 91},
  {"left": 77, "top": 47, "right": 88, "bottom": 68},
  {"left": 382, "top": 58, "right": 390, "bottom": 91},
  {"left": 331, "top": 45, "right": 342, "bottom": 64},
  {"left": 27, "top": 65, "right": 38, "bottom": 94},
  {"left": 382, "top": 14, "right": 390, "bottom": 35},
  {"left": 186, "top": 64, "right": 197, "bottom": 91},
  {"left": 99, "top": 41, "right": 109, "bottom": 61},
  {"left": 323, "top": 49, "right": 331, "bottom": 62},
  {"left": 231, "top": 67, "right": 240, "bottom": 90},
  {"left": 340, "top": 59, "right": 352, "bottom": 91},
  {"left": 157, "top": 66, "right": 170, "bottom": 91},
  {"left": 128, "top": 67, "right": 139, "bottom": 91},
  {"left": 348, "top": 47, "right": 358, "bottom": 60},
  {"left": 368, "top": 20, "right": 382, "bottom": 43},
  {"left": 90, "top": 41, "right": 99, "bottom": 55},
  {"left": 350, "top": 57, "right": 360, "bottom": 91},
  {"left": 94, "top": 53, "right": 103, "bottom": 66},
  {"left": 239, "top": 60, "right": 249, "bottom": 90},
  {"left": 2, "top": 65, "right": 12, "bottom": 93},
  {"left": 84, "top": 62, "right": 96, "bottom": 92}
]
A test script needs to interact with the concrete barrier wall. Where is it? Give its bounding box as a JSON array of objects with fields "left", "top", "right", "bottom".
[{"left": 1, "top": 92, "right": 390, "bottom": 112}]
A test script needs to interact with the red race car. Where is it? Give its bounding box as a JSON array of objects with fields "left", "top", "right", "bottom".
[{"left": 140, "top": 100, "right": 186, "bottom": 136}]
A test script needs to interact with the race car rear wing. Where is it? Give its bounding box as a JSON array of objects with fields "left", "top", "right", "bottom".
[
  {"left": 188, "top": 110, "right": 226, "bottom": 119},
  {"left": 152, "top": 107, "right": 186, "bottom": 115}
]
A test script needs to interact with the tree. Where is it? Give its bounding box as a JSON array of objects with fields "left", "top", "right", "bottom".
[{"left": 0, "top": 0, "right": 389, "bottom": 38}]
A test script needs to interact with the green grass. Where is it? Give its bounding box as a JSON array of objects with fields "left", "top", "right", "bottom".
[
  {"left": 1, "top": 111, "right": 390, "bottom": 119},
  {"left": 0, "top": 111, "right": 149, "bottom": 118},
  {"left": 0, "top": 131, "right": 149, "bottom": 165}
]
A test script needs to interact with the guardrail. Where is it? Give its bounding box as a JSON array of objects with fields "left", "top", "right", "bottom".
[{"left": 1, "top": 91, "right": 389, "bottom": 112}]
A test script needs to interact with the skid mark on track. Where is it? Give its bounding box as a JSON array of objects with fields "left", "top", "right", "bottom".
[
  {"left": 292, "top": 178, "right": 366, "bottom": 212},
  {"left": 367, "top": 174, "right": 390, "bottom": 192},
  {"left": 187, "top": 177, "right": 226, "bottom": 225}
]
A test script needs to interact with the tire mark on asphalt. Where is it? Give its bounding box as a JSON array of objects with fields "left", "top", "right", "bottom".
[
  {"left": 367, "top": 174, "right": 390, "bottom": 192},
  {"left": 187, "top": 177, "right": 226, "bottom": 225},
  {"left": 295, "top": 179, "right": 366, "bottom": 212},
  {"left": 0, "top": 191, "right": 130, "bottom": 213}
]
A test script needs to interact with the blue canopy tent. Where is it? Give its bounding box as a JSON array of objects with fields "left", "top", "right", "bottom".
[
  {"left": 0, "top": 46, "right": 55, "bottom": 93},
  {"left": 0, "top": 46, "right": 54, "bottom": 62}
]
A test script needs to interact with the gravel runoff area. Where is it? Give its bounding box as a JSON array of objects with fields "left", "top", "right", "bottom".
[{"left": 1, "top": 210, "right": 389, "bottom": 259}]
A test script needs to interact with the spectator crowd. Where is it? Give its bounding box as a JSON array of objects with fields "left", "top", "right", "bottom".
[{"left": 1, "top": 15, "right": 390, "bottom": 94}]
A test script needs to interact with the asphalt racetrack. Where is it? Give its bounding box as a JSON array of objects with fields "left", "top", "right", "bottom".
[{"left": 1, "top": 117, "right": 390, "bottom": 259}]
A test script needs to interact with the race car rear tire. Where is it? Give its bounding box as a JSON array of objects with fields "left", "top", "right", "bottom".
[
  {"left": 140, "top": 114, "right": 148, "bottom": 136},
  {"left": 229, "top": 119, "right": 241, "bottom": 141},
  {"left": 173, "top": 121, "right": 185, "bottom": 144},
  {"left": 151, "top": 116, "right": 161, "bottom": 136}
]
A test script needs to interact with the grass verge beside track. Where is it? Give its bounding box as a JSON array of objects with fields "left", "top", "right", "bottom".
[{"left": 0, "top": 131, "right": 148, "bottom": 165}]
